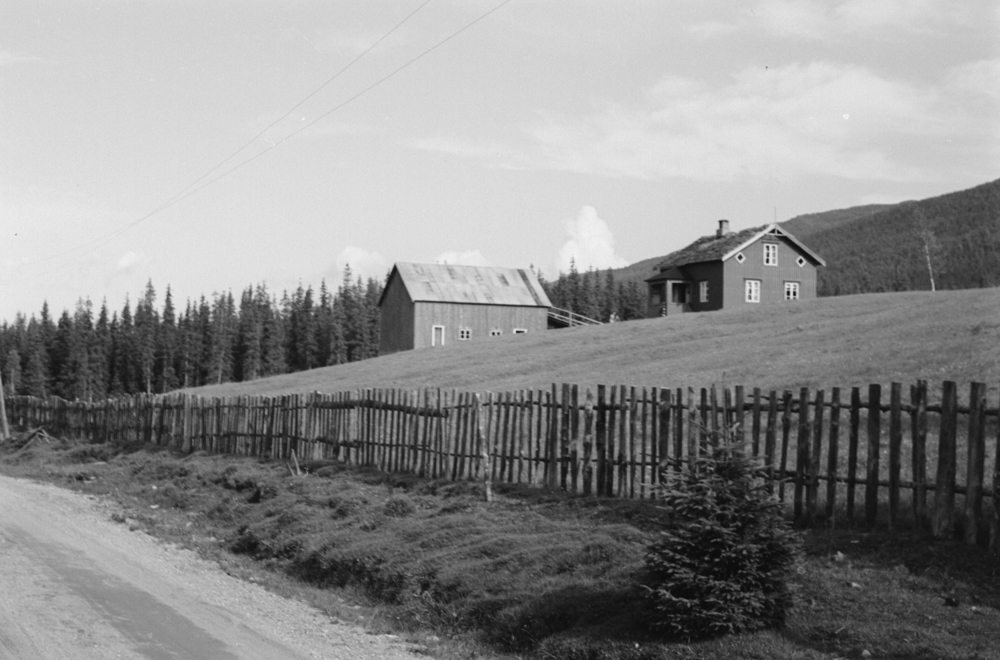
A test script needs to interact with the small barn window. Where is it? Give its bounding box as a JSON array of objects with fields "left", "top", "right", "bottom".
[
  {"left": 513, "top": 328, "right": 527, "bottom": 334},
  {"left": 699, "top": 281, "right": 709, "bottom": 303},
  {"left": 745, "top": 279, "right": 761, "bottom": 303},
  {"left": 763, "top": 243, "right": 778, "bottom": 266},
  {"left": 490, "top": 328, "right": 503, "bottom": 336},
  {"left": 735, "top": 252, "right": 746, "bottom": 264},
  {"left": 459, "top": 328, "right": 472, "bottom": 340},
  {"left": 784, "top": 281, "right": 800, "bottom": 300},
  {"left": 796, "top": 256, "right": 807, "bottom": 267}
]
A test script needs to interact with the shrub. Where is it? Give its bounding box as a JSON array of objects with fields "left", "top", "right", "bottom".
[{"left": 642, "top": 440, "right": 798, "bottom": 640}]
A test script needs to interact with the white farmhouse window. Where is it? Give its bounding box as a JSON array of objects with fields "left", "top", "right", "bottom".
[
  {"left": 745, "top": 279, "right": 761, "bottom": 303},
  {"left": 796, "top": 256, "right": 807, "bottom": 267},
  {"left": 784, "top": 281, "right": 800, "bottom": 300},
  {"left": 458, "top": 328, "right": 472, "bottom": 340},
  {"left": 699, "top": 281, "right": 709, "bottom": 303},
  {"left": 513, "top": 328, "right": 527, "bottom": 334},
  {"left": 490, "top": 328, "right": 503, "bottom": 337},
  {"left": 735, "top": 252, "right": 746, "bottom": 264},
  {"left": 763, "top": 243, "right": 778, "bottom": 266}
]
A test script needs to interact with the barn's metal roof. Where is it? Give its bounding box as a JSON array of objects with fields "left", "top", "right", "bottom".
[
  {"left": 381, "top": 263, "right": 553, "bottom": 308},
  {"left": 653, "top": 223, "right": 826, "bottom": 271}
]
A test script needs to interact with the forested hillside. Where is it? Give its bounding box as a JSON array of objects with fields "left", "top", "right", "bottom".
[
  {"left": 0, "top": 269, "right": 382, "bottom": 400},
  {"left": 791, "top": 178, "right": 1000, "bottom": 295}
]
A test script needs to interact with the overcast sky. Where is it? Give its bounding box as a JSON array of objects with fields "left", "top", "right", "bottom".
[{"left": 2, "top": 0, "right": 997, "bottom": 322}]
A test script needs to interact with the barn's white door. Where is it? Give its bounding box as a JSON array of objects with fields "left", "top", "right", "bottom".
[{"left": 432, "top": 325, "right": 445, "bottom": 347}]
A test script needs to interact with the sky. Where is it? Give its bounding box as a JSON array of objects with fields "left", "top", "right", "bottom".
[{"left": 1, "top": 0, "right": 998, "bottom": 322}]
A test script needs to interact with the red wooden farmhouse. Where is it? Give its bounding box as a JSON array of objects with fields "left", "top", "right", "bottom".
[{"left": 646, "top": 220, "right": 826, "bottom": 317}]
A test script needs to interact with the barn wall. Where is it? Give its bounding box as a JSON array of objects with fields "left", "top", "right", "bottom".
[
  {"left": 412, "top": 303, "right": 548, "bottom": 349},
  {"left": 378, "top": 275, "right": 416, "bottom": 355},
  {"left": 722, "top": 235, "right": 819, "bottom": 307}
]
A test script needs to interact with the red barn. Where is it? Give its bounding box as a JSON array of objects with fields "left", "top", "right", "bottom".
[
  {"left": 645, "top": 221, "right": 826, "bottom": 317},
  {"left": 378, "top": 263, "right": 552, "bottom": 355}
]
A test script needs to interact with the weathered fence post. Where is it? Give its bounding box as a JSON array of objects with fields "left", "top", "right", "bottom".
[
  {"left": 964, "top": 382, "right": 987, "bottom": 545},
  {"left": 826, "top": 388, "right": 841, "bottom": 523},
  {"left": 476, "top": 394, "right": 493, "bottom": 503},
  {"left": 865, "top": 384, "right": 882, "bottom": 528},
  {"left": 911, "top": 380, "right": 928, "bottom": 528},
  {"left": 888, "top": 383, "right": 903, "bottom": 531},
  {"left": 932, "top": 381, "right": 958, "bottom": 539}
]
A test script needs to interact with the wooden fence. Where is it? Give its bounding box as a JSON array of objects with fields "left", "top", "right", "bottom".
[{"left": 4, "top": 380, "right": 1000, "bottom": 548}]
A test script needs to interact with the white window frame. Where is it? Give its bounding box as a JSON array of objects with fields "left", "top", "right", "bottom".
[
  {"left": 784, "top": 281, "right": 800, "bottom": 301},
  {"left": 432, "top": 324, "right": 445, "bottom": 346},
  {"left": 490, "top": 328, "right": 503, "bottom": 337},
  {"left": 513, "top": 328, "right": 527, "bottom": 335},
  {"left": 763, "top": 243, "right": 778, "bottom": 266},
  {"left": 745, "top": 279, "right": 761, "bottom": 303},
  {"left": 699, "top": 281, "right": 709, "bottom": 303},
  {"left": 458, "top": 327, "right": 472, "bottom": 340}
]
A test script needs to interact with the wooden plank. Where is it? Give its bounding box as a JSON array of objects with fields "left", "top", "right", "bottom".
[
  {"left": 561, "top": 383, "right": 572, "bottom": 490},
  {"left": 911, "top": 381, "right": 928, "bottom": 527},
  {"left": 606, "top": 386, "right": 617, "bottom": 495},
  {"left": 826, "top": 388, "right": 841, "bottom": 523},
  {"left": 687, "top": 387, "right": 697, "bottom": 472},
  {"left": 809, "top": 389, "right": 825, "bottom": 526},
  {"left": 516, "top": 390, "right": 527, "bottom": 484},
  {"left": 571, "top": 384, "right": 580, "bottom": 494},
  {"left": 547, "top": 385, "right": 559, "bottom": 489},
  {"left": 794, "top": 387, "right": 810, "bottom": 525},
  {"left": 583, "top": 388, "right": 595, "bottom": 496},
  {"left": 629, "top": 386, "right": 638, "bottom": 498},
  {"left": 846, "top": 387, "right": 861, "bottom": 525},
  {"left": 476, "top": 394, "right": 493, "bottom": 502},
  {"left": 964, "top": 382, "right": 987, "bottom": 545},
  {"left": 933, "top": 381, "right": 958, "bottom": 539},
  {"left": 617, "top": 385, "right": 629, "bottom": 497},
  {"left": 888, "top": 383, "right": 903, "bottom": 531},
  {"left": 779, "top": 391, "right": 793, "bottom": 502},
  {"left": 734, "top": 385, "right": 745, "bottom": 450},
  {"left": 991, "top": 383, "right": 1000, "bottom": 554},
  {"left": 865, "top": 384, "right": 882, "bottom": 528},
  {"left": 764, "top": 391, "right": 778, "bottom": 494}
]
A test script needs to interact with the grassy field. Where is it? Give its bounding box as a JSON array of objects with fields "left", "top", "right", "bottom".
[
  {"left": 2, "top": 437, "right": 1000, "bottom": 660},
  {"left": 187, "top": 288, "right": 1000, "bottom": 403}
]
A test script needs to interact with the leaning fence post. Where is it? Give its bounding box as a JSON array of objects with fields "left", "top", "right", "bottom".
[
  {"left": 476, "top": 393, "right": 493, "bottom": 503},
  {"left": 0, "top": 370, "right": 10, "bottom": 441}
]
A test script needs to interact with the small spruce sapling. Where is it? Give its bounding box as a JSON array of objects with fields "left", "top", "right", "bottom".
[{"left": 642, "top": 430, "right": 799, "bottom": 640}]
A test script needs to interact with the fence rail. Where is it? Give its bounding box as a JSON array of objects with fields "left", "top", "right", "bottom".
[{"left": 4, "top": 380, "right": 999, "bottom": 548}]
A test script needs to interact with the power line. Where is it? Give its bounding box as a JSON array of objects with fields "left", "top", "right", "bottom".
[
  {"left": 25, "top": 0, "right": 434, "bottom": 269},
  {"left": 27, "top": 0, "right": 515, "bottom": 282}
]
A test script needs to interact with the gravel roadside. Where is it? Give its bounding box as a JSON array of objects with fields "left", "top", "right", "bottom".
[{"left": 0, "top": 474, "right": 425, "bottom": 660}]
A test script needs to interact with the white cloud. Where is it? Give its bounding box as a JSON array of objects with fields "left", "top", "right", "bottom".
[
  {"left": 333, "top": 246, "right": 388, "bottom": 283},
  {"left": 557, "top": 206, "right": 628, "bottom": 273},
  {"left": 525, "top": 62, "right": 947, "bottom": 183},
  {"left": 115, "top": 251, "right": 148, "bottom": 274},
  {"left": 434, "top": 250, "right": 490, "bottom": 267},
  {"left": 689, "top": 0, "right": 959, "bottom": 41}
]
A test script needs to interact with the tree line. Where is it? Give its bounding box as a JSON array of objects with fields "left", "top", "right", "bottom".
[
  {"left": 807, "top": 178, "right": 1000, "bottom": 296},
  {"left": 0, "top": 268, "right": 382, "bottom": 400},
  {"left": 538, "top": 261, "right": 647, "bottom": 322}
]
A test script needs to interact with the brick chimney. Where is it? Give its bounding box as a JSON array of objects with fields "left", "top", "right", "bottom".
[{"left": 717, "top": 219, "right": 730, "bottom": 238}]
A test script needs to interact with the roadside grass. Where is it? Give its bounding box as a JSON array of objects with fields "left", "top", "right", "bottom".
[
  {"left": 3, "top": 436, "right": 1000, "bottom": 659},
  {"left": 185, "top": 288, "right": 1000, "bottom": 403}
]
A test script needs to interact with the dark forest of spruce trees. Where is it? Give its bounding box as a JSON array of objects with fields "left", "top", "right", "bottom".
[{"left": 0, "top": 263, "right": 645, "bottom": 401}]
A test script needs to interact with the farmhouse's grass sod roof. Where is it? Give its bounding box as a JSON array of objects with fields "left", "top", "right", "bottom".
[
  {"left": 385, "top": 262, "right": 553, "bottom": 307},
  {"left": 653, "top": 223, "right": 826, "bottom": 271},
  {"left": 654, "top": 225, "right": 768, "bottom": 270}
]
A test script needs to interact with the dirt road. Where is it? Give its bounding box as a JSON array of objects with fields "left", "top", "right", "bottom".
[{"left": 0, "top": 475, "right": 423, "bottom": 660}]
